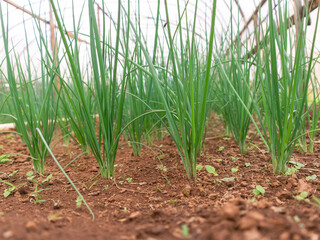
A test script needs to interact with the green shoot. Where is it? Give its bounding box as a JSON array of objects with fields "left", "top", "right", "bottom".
[{"left": 253, "top": 185, "right": 265, "bottom": 196}]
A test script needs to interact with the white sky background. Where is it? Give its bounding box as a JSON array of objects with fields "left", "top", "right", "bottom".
[{"left": 0, "top": 0, "right": 319, "bottom": 80}]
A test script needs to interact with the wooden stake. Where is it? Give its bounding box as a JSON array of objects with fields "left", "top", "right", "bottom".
[
  {"left": 49, "top": 1, "right": 60, "bottom": 90},
  {"left": 97, "top": 4, "right": 101, "bottom": 39},
  {"left": 293, "top": 0, "right": 303, "bottom": 46}
]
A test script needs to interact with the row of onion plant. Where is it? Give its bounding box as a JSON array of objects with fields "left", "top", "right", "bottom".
[
  {"left": 215, "top": 0, "right": 320, "bottom": 173},
  {"left": 2, "top": 0, "right": 320, "bottom": 180},
  {"left": 123, "top": 0, "right": 165, "bottom": 155},
  {"left": 256, "top": 0, "right": 320, "bottom": 173},
  {"left": 212, "top": 6, "right": 261, "bottom": 154}
]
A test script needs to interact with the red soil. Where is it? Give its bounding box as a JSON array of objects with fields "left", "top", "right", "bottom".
[{"left": 0, "top": 124, "right": 320, "bottom": 240}]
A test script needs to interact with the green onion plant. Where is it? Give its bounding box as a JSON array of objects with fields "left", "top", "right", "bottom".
[
  {"left": 126, "top": 0, "right": 218, "bottom": 179},
  {"left": 50, "top": 0, "right": 130, "bottom": 178},
  {"left": 307, "top": 72, "right": 320, "bottom": 153},
  {"left": 213, "top": 6, "right": 260, "bottom": 153},
  {"left": 0, "top": 4, "right": 59, "bottom": 173},
  {"left": 256, "top": 0, "right": 320, "bottom": 173},
  {"left": 216, "top": 0, "right": 320, "bottom": 174}
]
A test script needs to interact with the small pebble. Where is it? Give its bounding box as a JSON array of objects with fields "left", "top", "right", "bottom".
[
  {"left": 88, "top": 191, "right": 100, "bottom": 196},
  {"left": 129, "top": 211, "right": 141, "bottom": 220},
  {"left": 25, "top": 221, "right": 37, "bottom": 232},
  {"left": 3, "top": 231, "right": 13, "bottom": 239}
]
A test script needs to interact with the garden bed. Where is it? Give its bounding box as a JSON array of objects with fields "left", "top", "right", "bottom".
[{"left": 1, "top": 124, "right": 320, "bottom": 240}]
